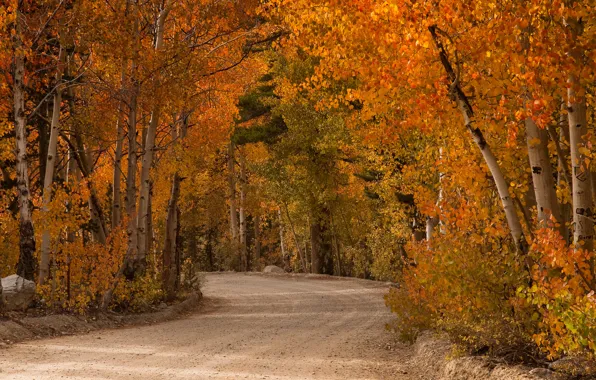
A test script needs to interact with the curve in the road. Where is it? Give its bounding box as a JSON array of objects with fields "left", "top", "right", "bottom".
[{"left": 0, "top": 273, "right": 418, "bottom": 380}]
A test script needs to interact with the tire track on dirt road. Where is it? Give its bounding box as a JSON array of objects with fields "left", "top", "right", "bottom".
[{"left": 0, "top": 272, "right": 422, "bottom": 380}]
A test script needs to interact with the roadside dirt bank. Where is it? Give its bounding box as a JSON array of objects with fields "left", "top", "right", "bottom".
[{"left": 0, "top": 291, "right": 202, "bottom": 346}]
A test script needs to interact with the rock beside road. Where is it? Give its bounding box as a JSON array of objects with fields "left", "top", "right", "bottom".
[
  {"left": 1, "top": 275, "right": 36, "bottom": 311},
  {"left": 263, "top": 265, "right": 285, "bottom": 273}
]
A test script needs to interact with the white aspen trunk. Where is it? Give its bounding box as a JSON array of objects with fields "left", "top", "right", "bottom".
[
  {"left": 567, "top": 18, "right": 594, "bottom": 254},
  {"left": 40, "top": 47, "right": 66, "bottom": 285},
  {"left": 568, "top": 94, "right": 593, "bottom": 251},
  {"left": 13, "top": 7, "right": 36, "bottom": 281},
  {"left": 464, "top": 106, "right": 526, "bottom": 252},
  {"left": 136, "top": 4, "right": 170, "bottom": 272},
  {"left": 239, "top": 151, "right": 248, "bottom": 271},
  {"left": 520, "top": 29, "right": 564, "bottom": 236},
  {"left": 228, "top": 142, "right": 239, "bottom": 241},
  {"left": 279, "top": 208, "right": 287, "bottom": 267},
  {"left": 101, "top": 2, "right": 142, "bottom": 309},
  {"left": 112, "top": 67, "right": 127, "bottom": 229},
  {"left": 101, "top": 77, "right": 139, "bottom": 309},
  {"left": 429, "top": 26, "right": 527, "bottom": 254},
  {"left": 525, "top": 118, "right": 563, "bottom": 230},
  {"left": 137, "top": 112, "right": 158, "bottom": 271}
]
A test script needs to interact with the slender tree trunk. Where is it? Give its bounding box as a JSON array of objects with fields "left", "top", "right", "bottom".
[
  {"left": 40, "top": 48, "right": 66, "bottom": 285},
  {"left": 239, "top": 152, "right": 248, "bottom": 271},
  {"left": 13, "top": 6, "right": 36, "bottom": 281},
  {"left": 163, "top": 173, "right": 180, "bottom": 300},
  {"left": 102, "top": 66, "right": 139, "bottom": 308},
  {"left": 206, "top": 228, "right": 214, "bottom": 271},
  {"left": 65, "top": 137, "right": 78, "bottom": 302},
  {"left": 228, "top": 142, "right": 239, "bottom": 242},
  {"left": 556, "top": 114, "right": 573, "bottom": 244},
  {"left": 331, "top": 217, "right": 342, "bottom": 276},
  {"left": 305, "top": 239, "right": 311, "bottom": 273},
  {"left": 520, "top": 29, "right": 564, "bottom": 236},
  {"left": 525, "top": 118, "right": 563, "bottom": 233},
  {"left": 163, "top": 112, "right": 189, "bottom": 297},
  {"left": 137, "top": 112, "right": 158, "bottom": 272},
  {"left": 568, "top": 92, "right": 593, "bottom": 251},
  {"left": 567, "top": 18, "right": 594, "bottom": 255},
  {"left": 0, "top": 276, "right": 3, "bottom": 311},
  {"left": 283, "top": 203, "right": 307, "bottom": 272},
  {"left": 112, "top": 67, "right": 127, "bottom": 229},
  {"left": 175, "top": 207, "right": 182, "bottom": 290},
  {"left": 146, "top": 184, "right": 153, "bottom": 255},
  {"left": 426, "top": 217, "right": 439, "bottom": 241},
  {"left": 136, "top": 3, "right": 171, "bottom": 274},
  {"left": 123, "top": 78, "right": 139, "bottom": 278},
  {"left": 254, "top": 214, "right": 261, "bottom": 262},
  {"left": 39, "top": 116, "right": 49, "bottom": 189},
  {"left": 65, "top": 88, "right": 108, "bottom": 245},
  {"left": 101, "top": 1, "right": 141, "bottom": 309},
  {"left": 310, "top": 208, "right": 333, "bottom": 275},
  {"left": 429, "top": 25, "right": 527, "bottom": 254},
  {"left": 279, "top": 208, "right": 288, "bottom": 268}
]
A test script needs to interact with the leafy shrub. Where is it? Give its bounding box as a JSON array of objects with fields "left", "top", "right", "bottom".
[{"left": 521, "top": 227, "right": 596, "bottom": 359}]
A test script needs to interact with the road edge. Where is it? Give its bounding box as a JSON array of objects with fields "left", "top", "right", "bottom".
[{"left": 0, "top": 291, "right": 202, "bottom": 347}]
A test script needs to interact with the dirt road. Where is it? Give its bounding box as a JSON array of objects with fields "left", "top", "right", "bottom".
[{"left": 0, "top": 273, "right": 420, "bottom": 380}]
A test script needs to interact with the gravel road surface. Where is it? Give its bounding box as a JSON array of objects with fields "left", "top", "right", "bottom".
[{"left": 0, "top": 273, "right": 420, "bottom": 379}]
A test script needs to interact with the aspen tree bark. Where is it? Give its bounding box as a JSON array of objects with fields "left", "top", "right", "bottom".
[
  {"left": 426, "top": 146, "right": 442, "bottom": 243},
  {"left": 254, "top": 214, "right": 261, "bottom": 261},
  {"left": 124, "top": 79, "right": 139, "bottom": 276},
  {"left": 239, "top": 152, "right": 248, "bottom": 271},
  {"left": 520, "top": 30, "right": 564, "bottom": 236},
  {"left": 279, "top": 208, "right": 288, "bottom": 268},
  {"left": 310, "top": 209, "right": 334, "bottom": 275},
  {"left": 330, "top": 217, "right": 342, "bottom": 276},
  {"left": 426, "top": 150, "right": 442, "bottom": 243},
  {"left": 550, "top": 115, "right": 572, "bottom": 243},
  {"left": 102, "top": 80, "right": 139, "bottom": 309},
  {"left": 146, "top": 184, "right": 153, "bottom": 255},
  {"left": 525, "top": 118, "right": 563, "bottom": 231},
  {"left": 65, "top": 84, "right": 108, "bottom": 245},
  {"left": 283, "top": 203, "right": 307, "bottom": 272},
  {"left": 429, "top": 25, "right": 528, "bottom": 254},
  {"left": 112, "top": 67, "right": 127, "bottom": 229},
  {"left": 137, "top": 3, "right": 171, "bottom": 273},
  {"left": 13, "top": 6, "right": 36, "bottom": 281},
  {"left": 548, "top": 125, "right": 572, "bottom": 188},
  {"left": 566, "top": 18, "right": 594, "bottom": 253},
  {"left": 568, "top": 92, "right": 593, "bottom": 250},
  {"left": 310, "top": 220, "right": 322, "bottom": 274},
  {"left": 163, "top": 112, "right": 188, "bottom": 298},
  {"left": 163, "top": 173, "right": 180, "bottom": 299},
  {"left": 65, "top": 137, "right": 78, "bottom": 301},
  {"left": 426, "top": 217, "right": 439, "bottom": 241},
  {"left": 40, "top": 47, "right": 66, "bottom": 285},
  {"left": 228, "top": 142, "right": 239, "bottom": 241}
]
